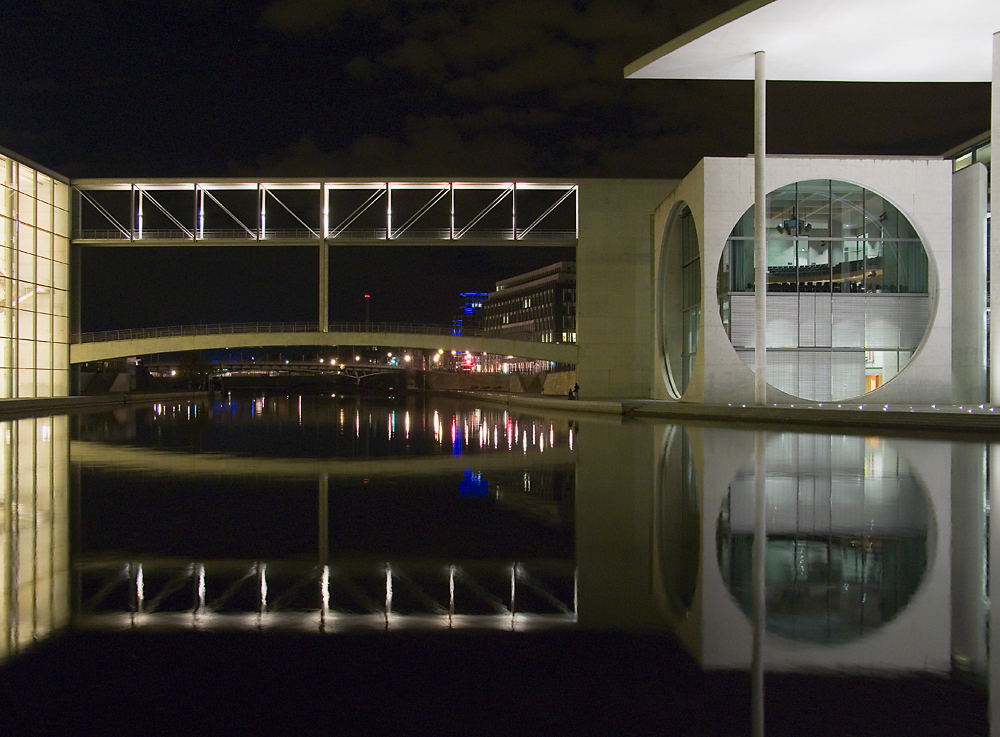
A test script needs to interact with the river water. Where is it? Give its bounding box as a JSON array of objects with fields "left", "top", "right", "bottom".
[{"left": 0, "top": 392, "right": 991, "bottom": 734}]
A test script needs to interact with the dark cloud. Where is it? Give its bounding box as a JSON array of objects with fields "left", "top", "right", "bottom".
[{"left": 0, "top": 0, "right": 990, "bottom": 180}]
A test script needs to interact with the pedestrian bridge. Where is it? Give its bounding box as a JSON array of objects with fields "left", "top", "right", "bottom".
[{"left": 70, "top": 322, "right": 579, "bottom": 365}]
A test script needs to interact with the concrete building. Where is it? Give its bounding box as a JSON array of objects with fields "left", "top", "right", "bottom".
[
  {"left": 627, "top": 0, "right": 998, "bottom": 405},
  {"left": 654, "top": 157, "right": 952, "bottom": 404}
]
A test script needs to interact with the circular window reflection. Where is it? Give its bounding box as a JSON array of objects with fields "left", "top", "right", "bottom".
[
  {"left": 656, "top": 427, "right": 700, "bottom": 618},
  {"left": 716, "top": 434, "right": 929, "bottom": 645},
  {"left": 716, "top": 180, "right": 931, "bottom": 401}
]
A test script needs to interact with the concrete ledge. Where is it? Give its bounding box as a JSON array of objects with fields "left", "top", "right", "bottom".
[
  {"left": 0, "top": 391, "right": 212, "bottom": 419},
  {"left": 446, "top": 391, "right": 1000, "bottom": 437},
  {"left": 625, "top": 400, "right": 1000, "bottom": 437}
]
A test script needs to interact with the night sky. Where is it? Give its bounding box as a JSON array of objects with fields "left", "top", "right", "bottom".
[{"left": 5, "top": 0, "right": 992, "bottom": 329}]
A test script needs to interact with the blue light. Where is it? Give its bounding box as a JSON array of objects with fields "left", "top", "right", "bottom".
[{"left": 459, "top": 469, "right": 488, "bottom": 497}]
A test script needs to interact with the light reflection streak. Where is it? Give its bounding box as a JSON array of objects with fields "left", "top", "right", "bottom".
[
  {"left": 385, "top": 564, "right": 393, "bottom": 623},
  {"left": 321, "top": 565, "right": 330, "bottom": 617}
]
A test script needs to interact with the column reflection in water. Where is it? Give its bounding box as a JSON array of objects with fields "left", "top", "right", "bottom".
[
  {"left": 0, "top": 415, "right": 70, "bottom": 659},
  {"left": 663, "top": 428, "right": 951, "bottom": 673}
]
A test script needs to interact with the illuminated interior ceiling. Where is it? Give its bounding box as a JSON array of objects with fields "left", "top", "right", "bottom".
[{"left": 625, "top": 0, "right": 1000, "bottom": 82}]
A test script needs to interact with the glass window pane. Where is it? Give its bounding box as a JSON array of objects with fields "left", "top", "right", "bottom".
[
  {"left": 35, "top": 255, "right": 53, "bottom": 289},
  {"left": 54, "top": 181, "right": 69, "bottom": 211},
  {"left": 17, "top": 366, "right": 35, "bottom": 397},
  {"left": 36, "top": 202, "right": 52, "bottom": 235},
  {"left": 53, "top": 234, "right": 69, "bottom": 263},
  {"left": 53, "top": 208, "right": 69, "bottom": 239},
  {"left": 18, "top": 192, "right": 34, "bottom": 227},
  {"left": 36, "top": 174, "right": 52, "bottom": 204},
  {"left": 17, "top": 166, "right": 34, "bottom": 195},
  {"left": 17, "top": 244, "right": 35, "bottom": 284}
]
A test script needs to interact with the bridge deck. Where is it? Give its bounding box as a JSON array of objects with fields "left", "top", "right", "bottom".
[{"left": 70, "top": 322, "right": 578, "bottom": 365}]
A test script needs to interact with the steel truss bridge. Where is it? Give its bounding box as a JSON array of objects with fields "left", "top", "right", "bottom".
[
  {"left": 74, "top": 557, "right": 577, "bottom": 632},
  {"left": 72, "top": 179, "right": 578, "bottom": 245},
  {"left": 70, "top": 321, "right": 579, "bottom": 365}
]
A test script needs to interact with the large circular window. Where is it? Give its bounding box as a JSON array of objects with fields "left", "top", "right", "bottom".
[
  {"left": 716, "top": 434, "right": 930, "bottom": 645},
  {"left": 716, "top": 180, "right": 931, "bottom": 402}
]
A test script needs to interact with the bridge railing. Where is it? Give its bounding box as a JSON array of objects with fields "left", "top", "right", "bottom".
[
  {"left": 74, "top": 227, "right": 577, "bottom": 242},
  {"left": 73, "top": 322, "right": 551, "bottom": 344}
]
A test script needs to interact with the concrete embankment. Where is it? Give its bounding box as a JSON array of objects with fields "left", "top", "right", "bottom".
[
  {"left": 457, "top": 392, "right": 1000, "bottom": 437},
  {"left": 0, "top": 391, "right": 212, "bottom": 419}
]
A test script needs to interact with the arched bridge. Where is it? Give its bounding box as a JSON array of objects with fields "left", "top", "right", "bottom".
[{"left": 70, "top": 322, "right": 579, "bottom": 365}]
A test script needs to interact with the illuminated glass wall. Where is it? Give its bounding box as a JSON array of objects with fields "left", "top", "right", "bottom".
[
  {"left": 0, "top": 153, "right": 70, "bottom": 398},
  {"left": 0, "top": 415, "right": 70, "bottom": 659}
]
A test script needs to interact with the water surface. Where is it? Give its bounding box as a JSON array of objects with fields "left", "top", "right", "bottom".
[{"left": 0, "top": 393, "right": 989, "bottom": 735}]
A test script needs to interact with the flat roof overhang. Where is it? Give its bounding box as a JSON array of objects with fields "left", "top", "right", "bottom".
[{"left": 625, "top": 0, "right": 1000, "bottom": 82}]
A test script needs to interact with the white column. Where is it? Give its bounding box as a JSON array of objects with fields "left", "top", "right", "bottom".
[
  {"left": 754, "top": 51, "right": 767, "bottom": 405},
  {"left": 991, "top": 33, "right": 1000, "bottom": 404}
]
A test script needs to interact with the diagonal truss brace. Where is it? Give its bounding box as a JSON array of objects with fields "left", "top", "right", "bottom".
[
  {"left": 199, "top": 187, "right": 258, "bottom": 239},
  {"left": 328, "top": 186, "right": 387, "bottom": 238},
  {"left": 453, "top": 185, "right": 514, "bottom": 239},
  {"left": 137, "top": 188, "right": 194, "bottom": 239},
  {"left": 76, "top": 188, "right": 132, "bottom": 239},
  {"left": 263, "top": 187, "right": 319, "bottom": 238},
  {"left": 390, "top": 186, "right": 450, "bottom": 239},
  {"left": 516, "top": 186, "right": 577, "bottom": 239}
]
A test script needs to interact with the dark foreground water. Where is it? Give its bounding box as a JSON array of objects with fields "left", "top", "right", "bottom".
[{"left": 0, "top": 393, "right": 991, "bottom": 735}]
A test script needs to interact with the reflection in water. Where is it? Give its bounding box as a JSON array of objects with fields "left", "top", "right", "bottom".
[
  {"left": 717, "top": 434, "right": 929, "bottom": 644},
  {"left": 656, "top": 426, "right": 699, "bottom": 618},
  {"left": 0, "top": 395, "right": 992, "bottom": 734},
  {"left": 70, "top": 394, "right": 576, "bottom": 632},
  {"left": 75, "top": 558, "right": 577, "bottom": 632},
  {"left": 0, "top": 416, "right": 70, "bottom": 661}
]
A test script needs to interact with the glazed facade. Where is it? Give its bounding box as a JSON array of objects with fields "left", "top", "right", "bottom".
[{"left": 0, "top": 151, "right": 71, "bottom": 398}]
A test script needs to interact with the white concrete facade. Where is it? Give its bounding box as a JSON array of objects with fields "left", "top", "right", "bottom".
[
  {"left": 653, "top": 156, "right": 954, "bottom": 405},
  {"left": 575, "top": 179, "right": 677, "bottom": 399}
]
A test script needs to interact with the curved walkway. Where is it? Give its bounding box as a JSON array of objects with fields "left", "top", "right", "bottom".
[{"left": 70, "top": 322, "right": 579, "bottom": 365}]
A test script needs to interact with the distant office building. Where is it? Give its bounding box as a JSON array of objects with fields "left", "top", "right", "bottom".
[
  {"left": 452, "top": 292, "right": 489, "bottom": 336},
  {"left": 480, "top": 262, "right": 576, "bottom": 344}
]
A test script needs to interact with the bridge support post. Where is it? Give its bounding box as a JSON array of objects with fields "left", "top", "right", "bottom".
[{"left": 319, "top": 242, "right": 329, "bottom": 332}]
